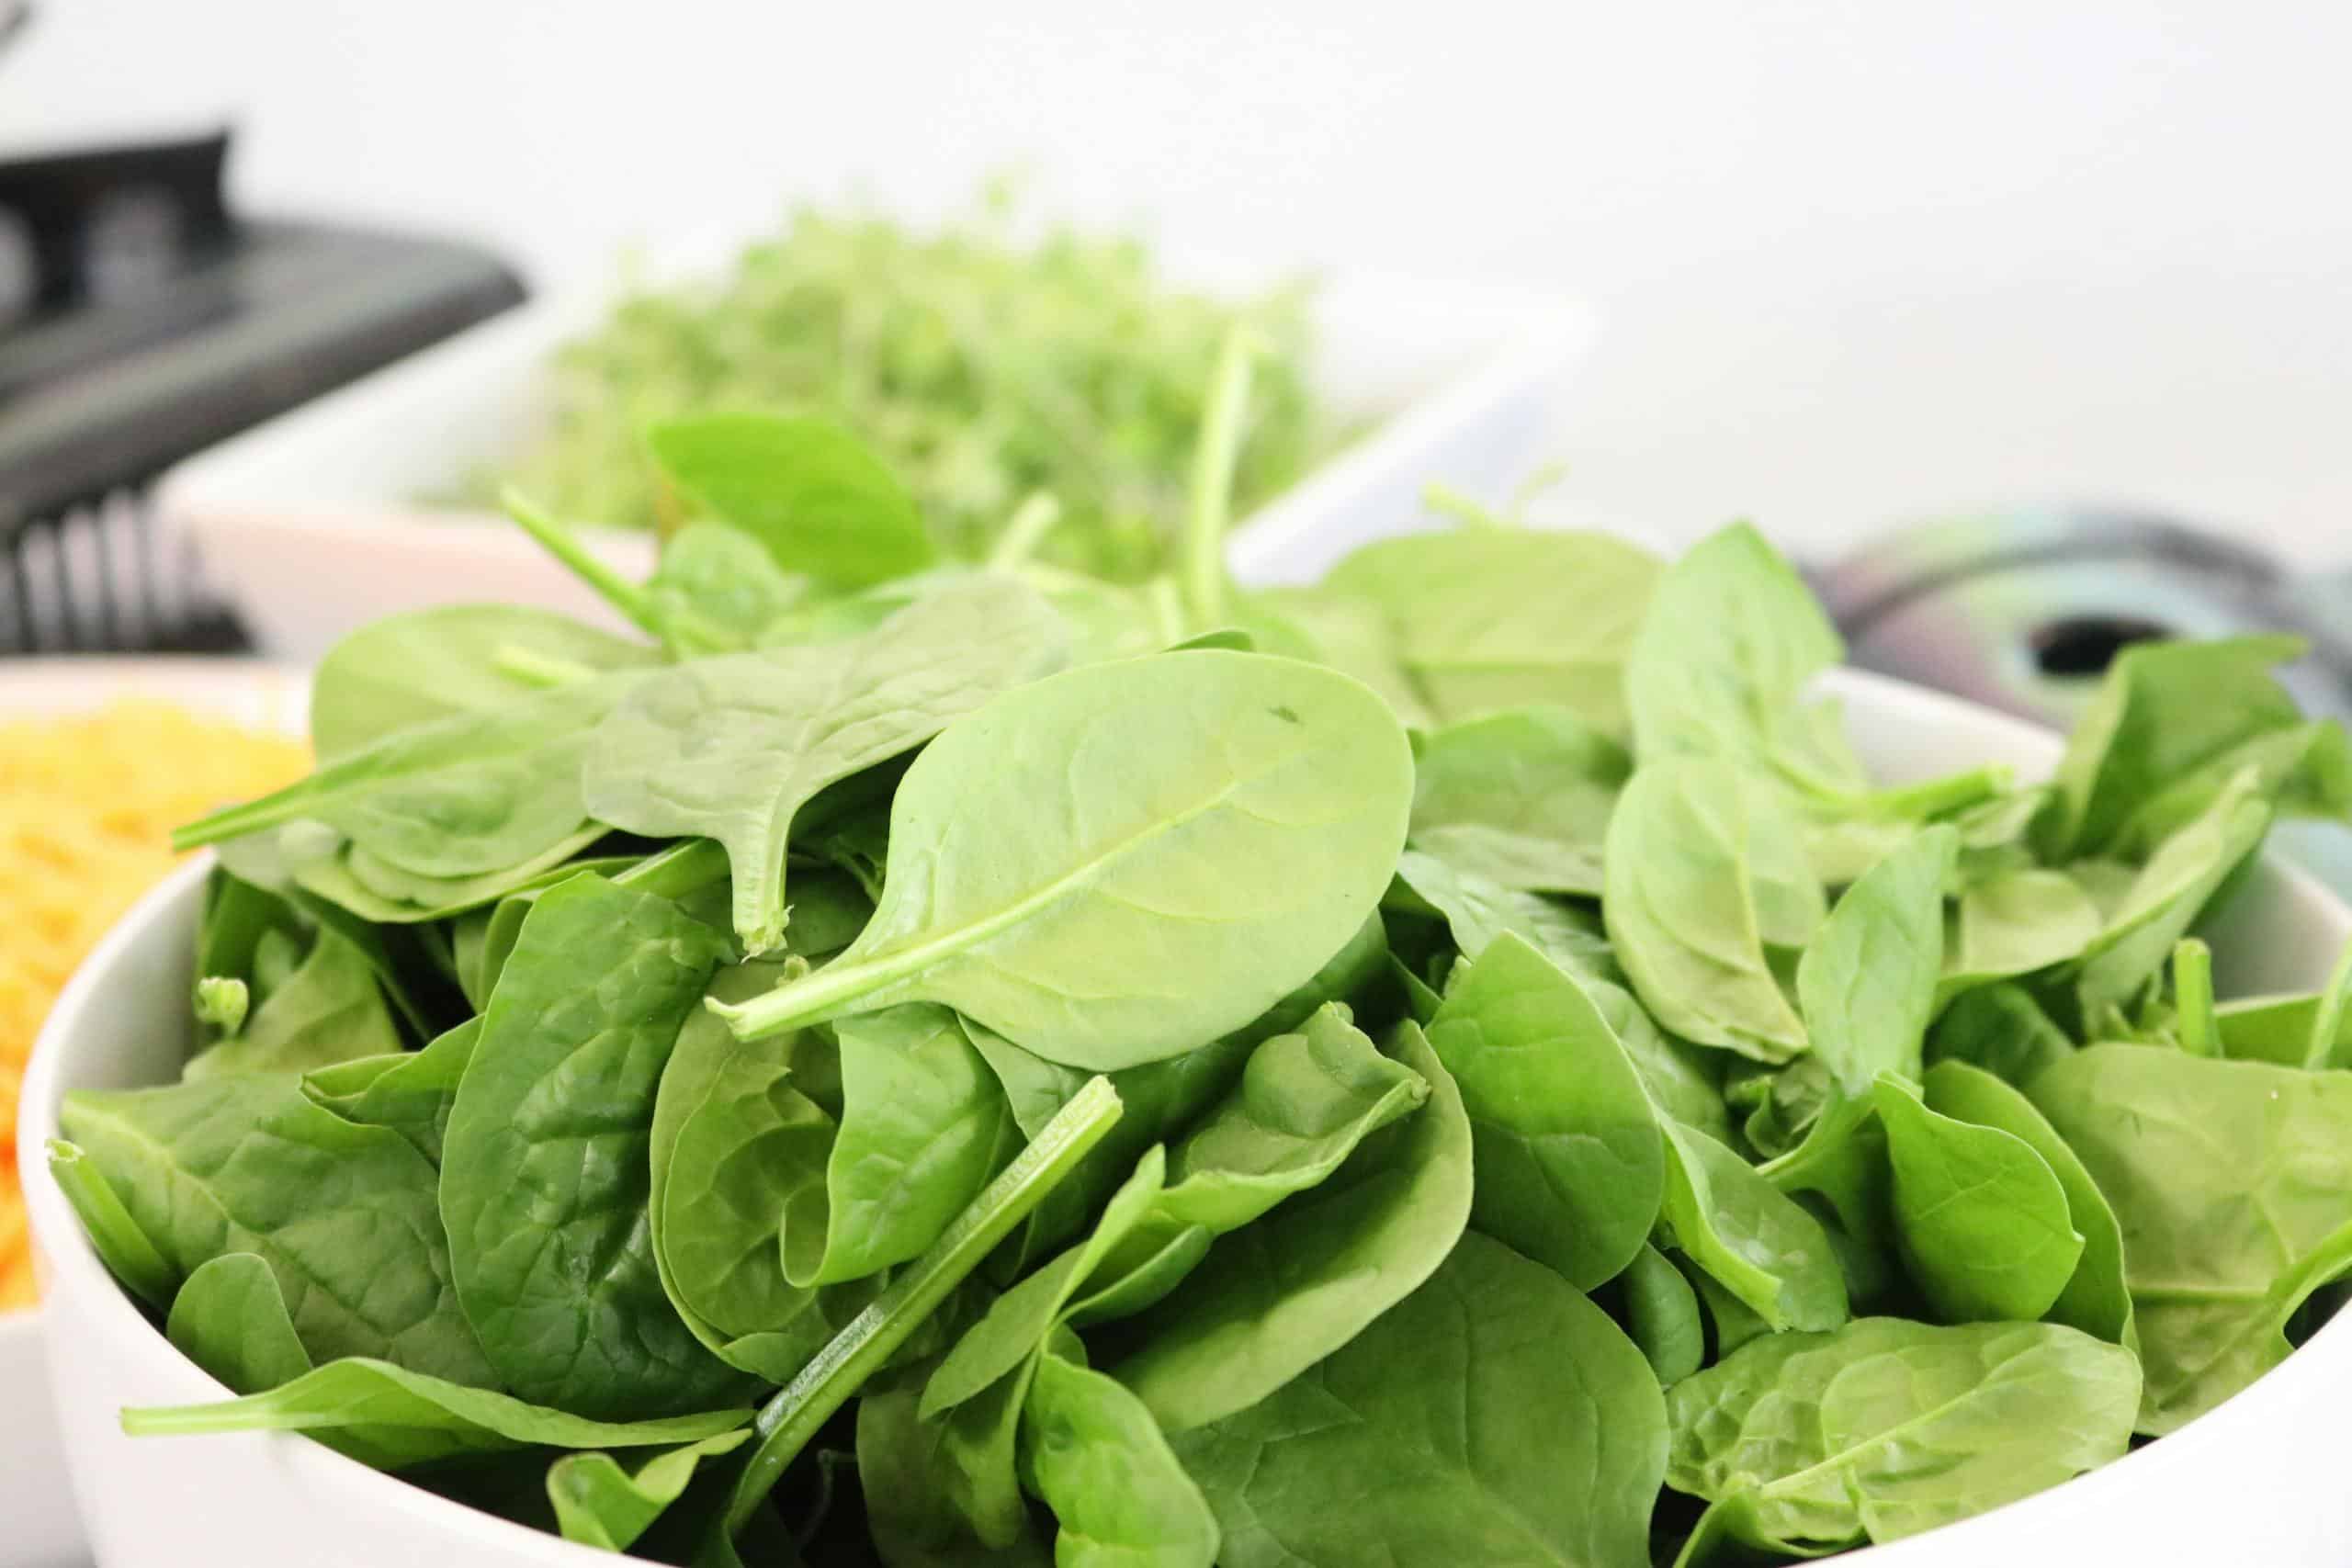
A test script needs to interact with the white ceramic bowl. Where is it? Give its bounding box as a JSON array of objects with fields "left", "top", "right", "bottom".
[
  {"left": 1, "top": 658, "right": 309, "bottom": 1568},
  {"left": 20, "top": 668, "right": 2352, "bottom": 1566}
]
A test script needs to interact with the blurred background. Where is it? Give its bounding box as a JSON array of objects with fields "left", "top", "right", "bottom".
[{"left": 7, "top": 0, "right": 2347, "bottom": 560}]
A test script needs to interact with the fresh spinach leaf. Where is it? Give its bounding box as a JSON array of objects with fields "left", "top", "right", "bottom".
[
  {"left": 1659, "top": 1120, "right": 1848, "bottom": 1333},
  {"left": 1424, "top": 931, "right": 1663, "bottom": 1288},
  {"left": 175, "top": 671, "right": 648, "bottom": 878},
  {"left": 58, "top": 1076, "right": 494, "bottom": 1384},
  {"left": 1797, "top": 825, "right": 1954, "bottom": 1094},
  {"left": 2030, "top": 1044, "right": 2352, "bottom": 1432},
  {"left": 806, "top": 1003, "right": 1027, "bottom": 1285},
  {"left": 1170, "top": 1232, "right": 1667, "bottom": 1568},
  {"left": 44, "top": 1138, "right": 177, "bottom": 1311},
  {"left": 441, "top": 874, "right": 743, "bottom": 1416},
  {"left": 1623, "top": 523, "right": 1859, "bottom": 795},
  {"left": 1113, "top": 1021, "right": 1474, "bottom": 1431},
  {"left": 1321, "top": 527, "right": 1663, "bottom": 734},
  {"left": 2070, "top": 767, "right": 2272, "bottom": 1021},
  {"left": 714, "top": 651, "right": 1413, "bottom": 1071},
  {"left": 1022, "top": 1336, "right": 1219, "bottom": 1568},
  {"left": 648, "top": 962, "right": 855, "bottom": 1384},
  {"left": 548, "top": 1430, "right": 753, "bottom": 1551},
  {"left": 2036, "top": 635, "right": 2345, "bottom": 859},
  {"left": 1614, "top": 1241, "right": 1706, "bottom": 1384},
  {"left": 310, "top": 603, "right": 658, "bottom": 761},
  {"left": 1406, "top": 705, "right": 1628, "bottom": 895},
  {"left": 1922, "top": 1061, "right": 2134, "bottom": 1348},
  {"left": 165, "top": 1253, "right": 313, "bottom": 1395},
  {"left": 1664, "top": 1317, "right": 2139, "bottom": 1551},
  {"left": 583, "top": 574, "right": 1066, "bottom": 953},
  {"left": 186, "top": 924, "right": 402, "bottom": 1079},
  {"left": 1605, "top": 761, "right": 1815, "bottom": 1061},
  {"left": 1873, "top": 1075, "right": 2083, "bottom": 1324},
  {"left": 122, "top": 1359, "right": 750, "bottom": 1472},
  {"left": 1940, "top": 866, "right": 2103, "bottom": 998},
  {"left": 646, "top": 412, "right": 936, "bottom": 586}
]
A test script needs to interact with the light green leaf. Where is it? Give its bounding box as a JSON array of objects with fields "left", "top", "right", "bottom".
[
  {"left": 1425, "top": 931, "right": 1662, "bottom": 1288},
  {"left": 1665, "top": 1317, "right": 2139, "bottom": 1551},
  {"left": 1873, "top": 1075, "right": 2083, "bottom": 1324},
  {"left": 715, "top": 651, "right": 1413, "bottom": 1071}
]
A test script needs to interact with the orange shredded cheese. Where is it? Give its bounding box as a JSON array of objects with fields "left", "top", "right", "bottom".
[{"left": 0, "top": 702, "right": 308, "bottom": 1311}]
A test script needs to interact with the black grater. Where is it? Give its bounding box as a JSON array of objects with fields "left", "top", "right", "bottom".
[{"left": 0, "top": 124, "right": 524, "bottom": 655}]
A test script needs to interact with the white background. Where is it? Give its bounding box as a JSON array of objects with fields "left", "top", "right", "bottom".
[{"left": 6, "top": 0, "right": 2348, "bottom": 564}]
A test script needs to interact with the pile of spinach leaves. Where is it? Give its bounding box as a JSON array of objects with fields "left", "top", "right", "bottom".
[{"left": 51, "top": 394, "right": 2352, "bottom": 1566}]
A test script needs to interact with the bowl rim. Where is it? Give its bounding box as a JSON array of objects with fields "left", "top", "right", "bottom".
[{"left": 17, "top": 666, "right": 2352, "bottom": 1563}]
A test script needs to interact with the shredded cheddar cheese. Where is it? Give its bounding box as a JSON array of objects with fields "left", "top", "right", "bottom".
[{"left": 0, "top": 702, "right": 308, "bottom": 1311}]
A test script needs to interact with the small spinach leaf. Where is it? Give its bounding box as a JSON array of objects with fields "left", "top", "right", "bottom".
[
  {"left": 1873, "top": 1075, "right": 2083, "bottom": 1324},
  {"left": 1113, "top": 1021, "right": 1474, "bottom": 1431},
  {"left": 1406, "top": 705, "right": 1628, "bottom": 895},
  {"left": 1425, "top": 931, "right": 1663, "bottom": 1288},
  {"left": 1605, "top": 761, "right": 1815, "bottom": 1061},
  {"left": 165, "top": 1252, "right": 313, "bottom": 1395},
  {"left": 547, "top": 1430, "right": 752, "bottom": 1551},
  {"left": 1659, "top": 1120, "right": 1848, "bottom": 1333},
  {"left": 646, "top": 412, "right": 936, "bottom": 586},
  {"left": 1796, "top": 825, "right": 1954, "bottom": 1094},
  {"left": 1922, "top": 1061, "right": 2134, "bottom": 1348}
]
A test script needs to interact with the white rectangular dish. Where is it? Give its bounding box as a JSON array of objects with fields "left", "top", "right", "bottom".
[{"left": 160, "top": 254, "right": 1593, "bottom": 660}]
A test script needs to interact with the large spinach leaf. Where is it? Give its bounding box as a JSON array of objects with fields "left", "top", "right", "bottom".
[
  {"left": 1170, "top": 1232, "right": 1667, "bottom": 1568},
  {"left": 715, "top": 651, "right": 1413, "bottom": 1070},
  {"left": 58, "top": 1076, "right": 494, "bottom": 1384},
  {"left": 2030, "top": 1044, "right": 2352, "bottom": 1432},
  {"left": 1664, "top": 1317, "right": 2139, "bottom": 1551},
  {"left": 440, "top": 874, "right": 743, "bottom": 1416}
]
